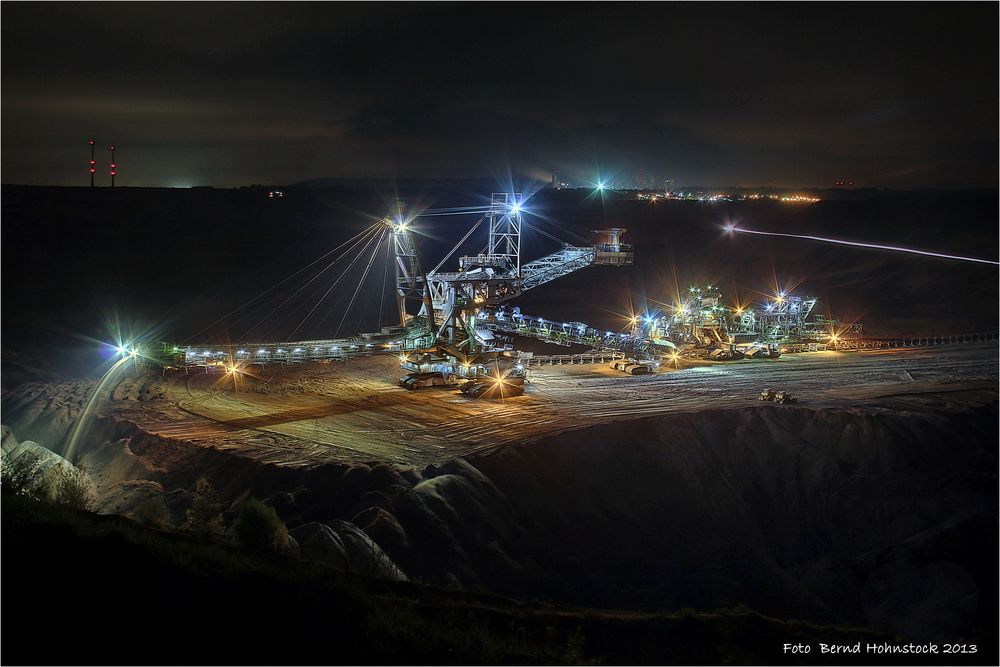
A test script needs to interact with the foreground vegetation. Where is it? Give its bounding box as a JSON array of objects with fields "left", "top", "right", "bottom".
[{"left": 4, "top": 494, "right": 958, "bottom": 666}]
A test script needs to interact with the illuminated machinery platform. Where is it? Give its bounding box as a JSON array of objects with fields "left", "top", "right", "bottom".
[
  {"left": 174, "top": 194, "right": 634, "bottom": 371},
  {"left": 488, "top": 306, "right": 651, "bottom": 352},
  {"left": 636, "top": 285, "right": 863, "bottom": 350},
  {"left": 174, "top": 326, "right": 423, "bottom": 371},
  {"left": 395, "top": 194, "right": 634, "bottom": 357}
]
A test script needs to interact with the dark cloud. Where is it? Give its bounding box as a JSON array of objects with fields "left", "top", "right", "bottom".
[{"left": 2, "top": 2, "right": 996, "bottom": 188}]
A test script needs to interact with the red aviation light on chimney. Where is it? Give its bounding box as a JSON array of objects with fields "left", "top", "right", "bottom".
[
  {"left": 109, "top": 145, "right": 117, "bottom": 187},
  {"left": 88, "top": 139, "right": 97, "bottom": 187}
]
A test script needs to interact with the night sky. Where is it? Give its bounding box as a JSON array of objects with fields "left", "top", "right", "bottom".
[{"left": 2, "top": 2, "right": 997, "bottom": 189}]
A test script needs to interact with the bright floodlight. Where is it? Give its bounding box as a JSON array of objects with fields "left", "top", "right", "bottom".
[
  {"left": 596, "top": 182, "right": 605, "bottom": 191},
  {"left": 724, "top": 223, "right": 735, "bottom": 233},
  {"left": 510, "top": 202, "right": 522, "bottom": 214},
  {"left": 386, "top": 216, "right": 408, "bottom": 232}
]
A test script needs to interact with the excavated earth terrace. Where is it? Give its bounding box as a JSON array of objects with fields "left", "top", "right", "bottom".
[{"left": 7, "top": 343, "right": 996, "bottom": 469}]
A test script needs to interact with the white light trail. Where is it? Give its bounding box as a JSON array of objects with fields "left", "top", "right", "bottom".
[{"left": 727, "top": 225, "right": 998, "bottom": 266}]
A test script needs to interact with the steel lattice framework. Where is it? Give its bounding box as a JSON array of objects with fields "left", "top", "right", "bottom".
[
  {"left": 386, "top": 194, "right": 633, "bottom": 358},
  {"left": 487, "top": 193, "right": 522, "bottom": 273}
]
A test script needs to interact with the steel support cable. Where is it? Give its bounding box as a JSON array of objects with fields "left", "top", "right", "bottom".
[
  {"left": 288, "top": 228, "right": 386, "bottom": 340},
  {"left": 533, "top": 216, "right": 591, "bottom": 245},
  {"left": 417, "top": 209, "right": 493, "bottom": 217},
  {"left": 250, "top": 224, "right": 382, "bottom": 340},
  {"left": 334, "top": 229, "right": 388, "bottom": 338},
  {"left": 378, "top": 233, "right": 391, "bottom": 329},
  {"left": 183, "top": 222, "right": 380, "bottom": 342},
  {"left": 419, "top": 205, "right": 493, "bottom": 215},
  {"left": 522, "top": 221, "right": 570, "bottom": 246},
  {"left": 240, "top": 225, "right": 382, "bottom": 340},
  {"left": 429, "top": 216, "right": 486, "bottom": 275}
]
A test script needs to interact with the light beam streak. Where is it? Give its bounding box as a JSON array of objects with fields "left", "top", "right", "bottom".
[
  {"left": 728, "top": 226, "right": 999, "bottom": 265},
  {"left": 64, "top": 355, "right": 132, "bottom": 461}
]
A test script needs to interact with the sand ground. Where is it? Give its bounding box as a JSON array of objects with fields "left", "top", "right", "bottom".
[{"left": 96, "top": 343, "right": 1000, "bottom": 468}]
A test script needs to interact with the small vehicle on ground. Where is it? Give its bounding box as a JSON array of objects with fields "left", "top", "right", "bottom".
[
  {"left": 398, "top": 372, "right": 459, "bottom": 390},
  {"left": 459, "top": 374, "right": 525, "bottom": 398},
  {"left": 610, "top": 359, "right": 655, "bottom": 374},
  {"left": 774, "top": 390, "right": 797, "bottom": 404},
  {"left": 759, "top": 388, "right": 797, "bottom": 404}
]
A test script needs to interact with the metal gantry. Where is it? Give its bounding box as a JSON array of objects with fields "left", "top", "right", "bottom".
[
  {"left": 385, "top": 194, "right": 634, "bottom": 359},
  {"left": 487, "top": 193, "right": 522, "bottom": 274}
]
